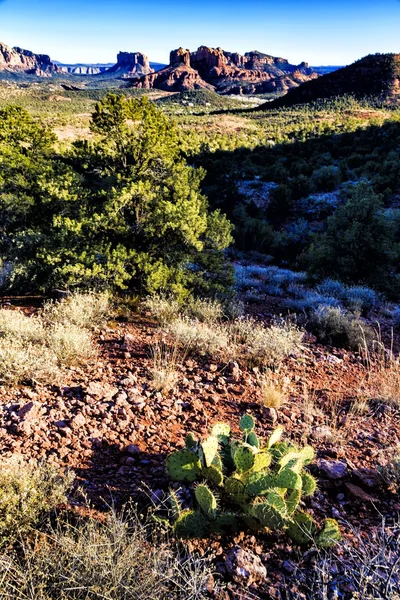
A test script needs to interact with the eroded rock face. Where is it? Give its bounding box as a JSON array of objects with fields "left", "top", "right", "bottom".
[
  {"left": 0, "top": 42, "right": 60, "bottom": 76},
  {"left": 132, "top": 45, "right": 317, "bottom": 95},
  {"left": 106, "top": 51, "right": 154, "bottom": 78}
]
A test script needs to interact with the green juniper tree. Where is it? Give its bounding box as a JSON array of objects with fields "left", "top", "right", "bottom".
[{"left": 0, "top": 96, "right": 234, "bottom": 299}]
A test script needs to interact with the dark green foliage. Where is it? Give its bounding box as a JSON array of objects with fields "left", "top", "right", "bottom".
[
  {"left": 305, "top": 183, "right": 400, "bottom": 296},
  {"left": 165, "top": 416, "right": 340, "bottom": 546},
  {"left": 0, "top": 97, "right": 233, "bottom": 298}
]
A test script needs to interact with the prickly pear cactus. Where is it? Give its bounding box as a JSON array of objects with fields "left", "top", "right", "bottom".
[
  {"left": 164, "top": 414, "right": 341, "bottom": 547},
  {"left": 195, "top": 484, "right": 217, "bottom": 520}
]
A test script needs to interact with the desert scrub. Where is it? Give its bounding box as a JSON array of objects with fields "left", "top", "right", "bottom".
[
  {"left": 231, "top": 317, "right": 303, "bottom": 367},
  {"left": 308, "top": 306, "right": 373, "bottom": 350},
  {"left": 0, "top": 309, "right": 46, "bottom": 344},
  {"left": 149, "top": 340, "right": 182, "bottom": 393},
  {"left": 0, "top": 457, "right": 73, "bottom": 547},
  {"left": 47, "top": 323, "right": 97, "bottom": 367},
  {"left": 186, "top": 297, "right": 223, "bottom": 323},
  {"left": 167, "top": 317, "right": 230, "bottom": 355},
  {"left": 142, "top": 295, "right": 181, "bottom": 325},
  {"left": 0, "top": 340, "right": 59, "bottom": 385},
  {"left": 0, "top": 508, "right": 215, "bottom": 600},
  {"left": 42, "top": 292, "right": 110, "bottom": 330},
  {"left": 0, "top": 294, "right": 103, "bottom": 385}
]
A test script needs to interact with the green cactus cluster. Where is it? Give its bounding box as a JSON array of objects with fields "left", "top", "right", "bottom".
[{"left": 165, "top": 415, "right": 341, "bottom": 547}]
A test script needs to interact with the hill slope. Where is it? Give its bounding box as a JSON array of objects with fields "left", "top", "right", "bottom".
[{"left": 262, "top": 53, "right": 400, "bottom": 108}]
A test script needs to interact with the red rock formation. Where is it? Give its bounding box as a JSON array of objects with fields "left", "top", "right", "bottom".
[
  {"left": 0, "top": 42, "right": 60, "bottom": 76},
  {"left": 131, "top": 45, "right": 318, "bottom": 95},
  {"left": 106, "top": 52, "right": 153, "bottom": 78}
]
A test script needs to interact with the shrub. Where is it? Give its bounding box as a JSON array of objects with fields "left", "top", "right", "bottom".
[
  {"left": 0, "top": 309, "right": 46, "bottom": 344},
  {"left": 47, "top": 323, "right": 97, "bottom": 367},
  {"left": 164, "top": 415, "right": 340, "bottom": 547},
  {"left": 0, "top": 508, "right": 214, "bottom": 600},
  {"left": 141, "top": 295, "right": 181, "bottom": 325},
  {"left": 187, "top": 297, "right": 223, "bottom": 323},
  {"left": 167, "top": 317, "right": 229, "bottom": 355},
  {"left": 0, "top": 340, "right": 59, "bottom": 385},
  {"left": 149, "top": 341, "right": 181, "bottom": 393},
  {"left": 308, "top": 306, "right": 373, "bottom": 350},
  {"left": 0, "top": 457, "right": 73, "bottom": 547},
  {"left": 0, "top": 295, "right": 102, "bottom": 385},
  {"left": 342, "top": 285, "right": 379, "bottom": 313},
  {"left": 231, "top": 317, "right": 303, "bottom": 367},
  {"left": 379, "top": 448, "right": 400, "bottom": 492},
  {"left": 42, "top": 292, "right": 110, "bottom": 330}
]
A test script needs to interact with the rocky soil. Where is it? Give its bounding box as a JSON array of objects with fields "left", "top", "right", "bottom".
[{"left": 0, "top": 303, "right": 399, "bottom": 599}]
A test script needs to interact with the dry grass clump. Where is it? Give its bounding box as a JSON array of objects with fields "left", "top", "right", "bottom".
[
  {"left": 257, "top": 371, "right": 288, "bottom": 408},
  {"left": 0, "top": 456, "right": 74, "bottom": 547},
  {"left": 187, "top": 297, "right": 223, "bottom": 323},
  {"left": 141, "top": 295, "right": 181, "bottom": 325},
  {"left": 42, "top": 292, "right": 110, "bottom": 330},
  {"left": 0, "top": 509, "right": 214, "bottom": 600},
  {"left": 149, "top": 340, "right": 182, "bottom": 393},
  {"left": 363, "top": 354, "right": 400, "bottom": 407},
  {"left": 0, "top": 342, "right": 59, "bottom": 385},
  {"left": 167, "top": 317, "right": 230, "bottom": 355},
  {"left": 0, "top": 309, "right": 46, "bottom": 343},
  {"left": 166, "top": 314, "right": 303, "bottom": 366},
  {"left": 0, "top": 293, "right": 106, "bottom": 385},
  {"left": 231, "top": 317, "right": 303, "bottom": 367},
  {"left": 47, "top": 323, "right": 97, "bottom": 367}
]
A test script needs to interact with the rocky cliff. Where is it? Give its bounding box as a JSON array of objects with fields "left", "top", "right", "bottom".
[
  {"left": 262, "top": 53, "right": 400, "bottom": 108},
  {"left": 0, "top": 42, "right": 61, "bottom": 76},
  {"left": 106, "top": 51, "right": 154, "bottom": 78},
  {"left": 132, "top": 46, "right": 317, "bottom": 94}
]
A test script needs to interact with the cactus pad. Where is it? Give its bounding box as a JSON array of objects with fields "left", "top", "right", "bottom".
[
  {"left": 234, "top": 445, "right": 255, "bottom": 473},
  {"left": 246, "top": 431, "right": 260, "bottom": 449},
  {"left": 211, "top": 423, "right": 231, "bottom": 441},
  {"left": 239, "top": 414, "right": 255, "bottom": 432},
  {"left": 253, "top": 451, "right": 272, "bottom": 472},
  {"left": 173, "top": 510, "right": 209, "bottom": 539},
  {"left": 315, "top": 519, "right": 341, "bottom": 548},
  {"left": 285, "top": 489, "right": 301, "bottom": 515},
  {"left": 200, "top": 435, "right": 219, "bottom": 467},
  {"left": 287, "top": 511, "right": 318, "bottom": 545},
  {"left": 203, "top": 465, "right": 224, "bottom": 486},
  {"left": 275, "top": 467, "right": 302, "bottom": 490},
  {"left": 299, "top": 445, "right": 315, "bottom": 465},
  {"left": 245, "top": 472, "right": 275, "bottom": 497},
  {"left": 251, "top": 500, "right": 287, "bottom": 531},
  {"left": 195, "top": 484, "right": 217, "bottom": 520},
  {"left": 166, "top": 450, "right": 201, "bottom": 482},
  {"left": 211, "top": 513, "right": 240, "bottom": 535},
  {"left": 301, "top": 472, "right": 317, "bottom": 496},
  {"left": 185, "top": 432, "right": 198, "bottom": 450},
  {"left": 267, "top": 426, "right": 284, "bottom": 448}
]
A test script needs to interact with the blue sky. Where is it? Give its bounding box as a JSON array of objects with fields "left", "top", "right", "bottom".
[{"left": 1, "top": 0, "right": 400, "bottom": 66}]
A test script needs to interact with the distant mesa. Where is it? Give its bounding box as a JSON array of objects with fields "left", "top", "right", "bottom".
[
  {"left": 105, "top": 51, "right": 154, "bottom": 78},
  {"left": 132, "top": 46, "right": 318, "bottom": 94},
  {"left": 261, "top": 53, "right": 400, "bottom": 108}
]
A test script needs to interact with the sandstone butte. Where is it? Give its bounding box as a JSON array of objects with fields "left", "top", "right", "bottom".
[{"left": 133, "top": 45, "right": 318, "bottom": 94}]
